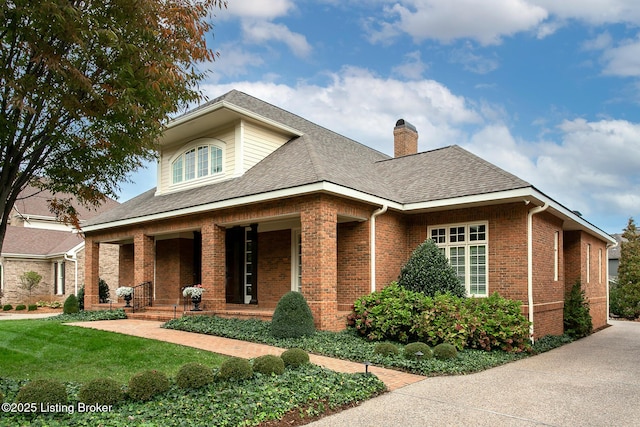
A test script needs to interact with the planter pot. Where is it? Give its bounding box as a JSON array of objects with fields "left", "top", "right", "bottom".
[
  {"left": 123, "top": 294, "right": 132, "bottom": 308},
  {"left": 191, "top": 295, "right": 202, "bottom": 311}
]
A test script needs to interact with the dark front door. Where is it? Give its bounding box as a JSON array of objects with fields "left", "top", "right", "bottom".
[{"left": 225, "top": 225, "right": 258, "bottom": 304}]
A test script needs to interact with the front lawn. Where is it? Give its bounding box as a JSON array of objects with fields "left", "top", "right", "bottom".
[{"left": 0, "top": 314, "right": 385, "bottom": 426}]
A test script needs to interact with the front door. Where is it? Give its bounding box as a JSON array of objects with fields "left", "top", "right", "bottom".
[{"left": 225, "top": 225, "right": 258, "bottom": 304}]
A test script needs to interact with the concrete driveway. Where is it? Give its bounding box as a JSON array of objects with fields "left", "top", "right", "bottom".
[{"left": 310, "top": 319, "right": 640, "bottom": 427}]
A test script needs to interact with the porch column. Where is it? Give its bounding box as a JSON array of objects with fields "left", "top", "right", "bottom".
[
  {"left": 134, "top": 233, "right": 154, "bottom": 286},
  {"left": 201, "top": 222, "right": 225, "bottom": 311},
  {"left": 84, "top": 237, "right": 100, "bottom": 307},
  {"left": 301, "top": 197, "right": 340, "bottom": 331}
]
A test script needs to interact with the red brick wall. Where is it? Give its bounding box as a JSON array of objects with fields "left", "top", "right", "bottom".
[
  {"left": 257, "top": 230, "right": 292, "bottom": 309},
  {"left": 119, "top": 243, "right": 134, "bottom": 288},
  {"left": 531, "top": 212, "right": 565, "bottom": 337},
  {"left": 337, "top": 221, "right": 370, "bottom": 311},
  {"left": 564, "top": 230, "right": 608, "bottom": 331},
  {"left": 374, "top": 210, "right": 409, "bottom": 289},
  {"left": 155, "top": 238, "right": 194, "bottom": 305}
]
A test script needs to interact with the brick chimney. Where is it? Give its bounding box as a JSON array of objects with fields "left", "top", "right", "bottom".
[{"left": 393, "top": 119, "right": 418, "bottom": 157}]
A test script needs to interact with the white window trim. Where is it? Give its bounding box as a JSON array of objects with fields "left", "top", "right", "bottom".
[
  {"left": 428, "top": 221, "right": 489, "bottom": 297},
  {"left": 586, "top": 243, "right": 591, "bottom": 284},
  {"left": 554, "top": 231, "right": 559, "bottom": 282},
  {"left": 291, "top": 228, "right": 301, "bottom": 292},
  {"left": 169, "top": 138, "right": 226, "bottom": 190}
]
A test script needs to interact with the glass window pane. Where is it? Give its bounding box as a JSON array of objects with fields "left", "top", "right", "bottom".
[
  {"left": 185, "top": 149, "right": 196, "bottom": 180},
  {"left": 431, "top": 228, "right": 446, "bottom": 244},
  {"left": 172, "top": 156, "right": 183, "bottom": 184},
  {"left": 470, "top": 245, "right": 487, "bottom": 295},
  {"left": 449, "top": 246, "right": 465, "bottom": 284},
  {"left": 211, "top": 146, "right": 222, "bottom": 174},
  {"left": 470, "top": 224, "right": 486, "bottom": 241},
  {"left": 450, "top": 226, "right": 465, "bottom": 243},
  {"left": 197, "top": 146, "right": 208, "bottom": 178}
]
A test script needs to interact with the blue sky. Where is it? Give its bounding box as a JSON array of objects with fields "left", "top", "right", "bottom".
[{"left": 119, "top": 0, "right": 640, "bottom": 235}]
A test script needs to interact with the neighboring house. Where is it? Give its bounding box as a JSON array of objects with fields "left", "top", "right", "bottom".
[
  {"left": 0, "top": 185, "right": 120, "bottom": 305},
  {"left": 608, "top": 233, "right": 625, "bottom": 281},
  {"left": 82, "top": 90, "right": 615, "bottom": 338}
]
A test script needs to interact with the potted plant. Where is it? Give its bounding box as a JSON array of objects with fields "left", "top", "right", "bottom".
[
  {"left": 115, "top": 286, "right": 133, "bottom": 307},
  {"left": 183, "top": 285, "right": 204, "bottom": 311}
]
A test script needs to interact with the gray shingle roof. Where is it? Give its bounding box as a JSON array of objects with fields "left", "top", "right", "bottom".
[
  {"left": 85, "top": 90, "right": 532, "bottom": 228},
  {"left": 2, "top": 226, "right": 83, "bottom": 256}
]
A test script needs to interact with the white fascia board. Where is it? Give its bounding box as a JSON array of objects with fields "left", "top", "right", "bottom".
[
  {"left": 82, "top": 182, "right": 402, "bottom": 233},
  {"left": 82, "top": 182, "right": 614, "bottom": 245},
  {"left": 166, "top": 100, "right": 303, "bottom": 137},
  {"left": 1, "top": 253, "right": 51, "bottom": 260}
]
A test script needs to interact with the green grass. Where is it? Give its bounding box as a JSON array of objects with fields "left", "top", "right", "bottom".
[{"left": 0, "top": 320, "right": 225, "bottom": 383}]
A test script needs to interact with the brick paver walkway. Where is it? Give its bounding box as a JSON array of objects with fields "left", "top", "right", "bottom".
[{"left": 68, "top": 319, "right": 424, "bottom": 391}]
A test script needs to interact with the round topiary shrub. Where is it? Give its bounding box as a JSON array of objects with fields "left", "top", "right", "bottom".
[
  {"left": 280, "top": 348, "right": 310, "bottom": 368},
  {"left": 15, "top": 304, "right": 26, "bottom": 311},
  {"left": 433, "top": 343, "right": 458, "bottom": 360},
  {"left": 127, "top": 370, "right": 170, "bottom": 401},
  {"left": 2, "top": 304, "right": 12, "bottom": 311},
  {"left": 176, "top": 362, "right": 215, "bottom": 389},
  {"left": 28, "top": 304, "right": 38, "bottom": 311},
  {"left": 271, "top": 291, "right": 315, "bottom": 338},
  {"left": 403, "top": 342, "right": 433, "bottom": 360},
  {"left": 398, "top": 239, "right": 466, "bottom": 298},
  {"left": 16, "top": 379, "right": 68, "bottom": 407},
  {"left": 78, "top": 378, "right": 124, "bottom": 405},
  {"left": 63, "top": 294, "right": 79, "bottom": 314},
  {"left": 374, "top": 342, "right": 400, "bottom": 357},
  {"left": 252, "top": 355, "right": 285, "bottom": 375},
  {"left": 218, "top": 357, "right": 253, "bottom": 381}
]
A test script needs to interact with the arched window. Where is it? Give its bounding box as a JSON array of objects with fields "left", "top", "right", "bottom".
[{"left": 172, "top": 143, "right": 223, "bottom": 184}]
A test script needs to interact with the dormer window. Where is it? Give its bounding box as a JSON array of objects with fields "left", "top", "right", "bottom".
[{"left": 172, "top": 142, "right": 223, "bottom": 185}]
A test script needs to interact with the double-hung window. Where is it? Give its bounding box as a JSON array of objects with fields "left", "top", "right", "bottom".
[{"left": 428, "top": 222, "right": 488, "bottom": 297}]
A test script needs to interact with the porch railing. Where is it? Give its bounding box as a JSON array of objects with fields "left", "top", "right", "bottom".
[{"left": 132, "top": 281, "right": 152, "bottom": 313}]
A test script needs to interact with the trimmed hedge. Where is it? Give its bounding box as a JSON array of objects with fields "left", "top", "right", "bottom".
[
  {"left": 176, "top": 362, "right": 215, "bottom": 389},
  {"left": 16, "top": 379, "right": 67, "bottom": 408},
  {"left": 349, "top": 283, "right": 531, "bottom": 352},
  {"left": 253, "top": 355, "right": 285, "bottom": 376},
  {"left": 218, "top": 357, "right": 253, "bottom": 381},
  {"left": 63, "top": 294, "right": 79, "bottom": 314}
]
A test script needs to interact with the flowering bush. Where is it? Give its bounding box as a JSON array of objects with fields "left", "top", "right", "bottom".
[
  {"left": 183, "top": 286, "right": 204, "bottom": 298},
  {"left": 115, "top": 287, "right": 133, "bottom": 297}
]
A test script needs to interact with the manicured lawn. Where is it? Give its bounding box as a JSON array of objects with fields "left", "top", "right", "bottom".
[
  {"left": 0, "top": 319, "right": 226, "bottom": 383},
  {"left": 0, "top": 314, "right": 385, "bottom": 426}
]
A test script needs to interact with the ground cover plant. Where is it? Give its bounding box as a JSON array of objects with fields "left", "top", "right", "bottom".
[
  {"left": 0, "top": 364, "right": 384, "bottom": 427},
  {"left": 164, "top": 315, "right": 565, "bottom": 376}
]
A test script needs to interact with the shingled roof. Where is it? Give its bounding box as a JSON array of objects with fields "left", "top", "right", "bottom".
[
  {"left": 85, "top": 90, "right": 532, "bottom": 228},
  {"left": 2, "top": 227, "right": 83, "bottom": 257}
]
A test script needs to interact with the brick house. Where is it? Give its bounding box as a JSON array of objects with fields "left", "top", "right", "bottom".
[
  {"left": 82, "top": 90, "right": 614, "bottom": 338},
  {"left": 1, "top": 185, "right": 120, "bottom": 305}
]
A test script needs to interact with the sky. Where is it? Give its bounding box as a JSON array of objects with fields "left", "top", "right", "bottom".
[{"left": 118, "top": 0, "right": 640, "bottom": 235}]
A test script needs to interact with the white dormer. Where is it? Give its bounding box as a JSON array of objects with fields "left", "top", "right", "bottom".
[{"left": 155, "top": 100, "right": 303, "bottom": 196}]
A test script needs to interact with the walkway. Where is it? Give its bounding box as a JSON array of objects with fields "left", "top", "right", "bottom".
[{"left": 68, "top": 319, "right": 424, "bottom": 391}]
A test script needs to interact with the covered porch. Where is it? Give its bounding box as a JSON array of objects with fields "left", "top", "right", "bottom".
[{"left": 84, "top": 195, "right": 376, "bottom": 330}]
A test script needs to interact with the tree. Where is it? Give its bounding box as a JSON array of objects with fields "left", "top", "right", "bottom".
[
  {"left": 611, "top": 217, "right": 640, "bottom": 318},
  {"left": 398, "top": 239, "right": 466, "bottom": 297},
  {"left": 18, "top": 270, "right": 42, "bottom": 303},
  {"left": 0, "top": 0, "right": 226, "bottom": 255}
]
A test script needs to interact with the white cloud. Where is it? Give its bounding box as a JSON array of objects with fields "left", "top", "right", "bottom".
[
  {"left": 533, "top": 0, "right": 640, "bottom": 26},
  {"left": 391, "top": 51, "right": 429, "bottom": 80},
  {"left": 602, "top": 37, "right": 640, "bottom": 77},
  {"left": 203, "top": 66, "right": 481, "bottom": 153},
  {"left": 241, "top": 20, "right": 312, "bottom": 58},
  {"left": 225, "top": 0, "right": 295, "bottom": 20},
  {"left": 582, "top": 32, "right": 614, "bottom": 51},
  {"left": 449, "top": 42, "right": 500, "bottom": 74},
  {"left": 371, "top": 0, "right": 548, "bottom": 45}
]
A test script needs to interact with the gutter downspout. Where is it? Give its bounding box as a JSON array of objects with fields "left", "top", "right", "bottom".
[
  {"left": 606, "top": 241, "right": 616, "bottom": 323},
  {"left": 64, "top": 253, "right": 78, "bottom": 296},
  {"left": 370, "top": 204, "right": 388, "bottom": 293},
  {"left": 527, "top": 202, "right": 549, "bottom": 344}
]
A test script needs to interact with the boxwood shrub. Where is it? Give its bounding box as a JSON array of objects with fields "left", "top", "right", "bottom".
[
  {"left": 15, "top": 304, "right": 26, "bottom": 311},
  {"left": 280, "top": 348, "right": 310, "bottom": 368},
  {"left": 218, "top": 357, "right": 253, "bottom": 380},
  {"left": 16, "top": 379, "right": 68, "bottom": 408},
  {"left": 433, "top": 343, "right": 458, "bottom": 360},
  {"left": 271, "top": 291, "right": 315, "bottom": 338},
  {"left": 252, "top": 355, "right": 285, "bottom": 375},
  {"left": 2, "top": 304, "right": 12, "bottom": 311},
  {"left": 175, "top": 362, "right": 215, "bottom": 389},
  {"left": 78, "top": 378, "right": 124, "bottom": 405},
  {"left": 403, "top": 342, "right": 432, "bottom": 360},
  {"left": 128, "top": 370, "right": 170, "bottom": 401}
]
